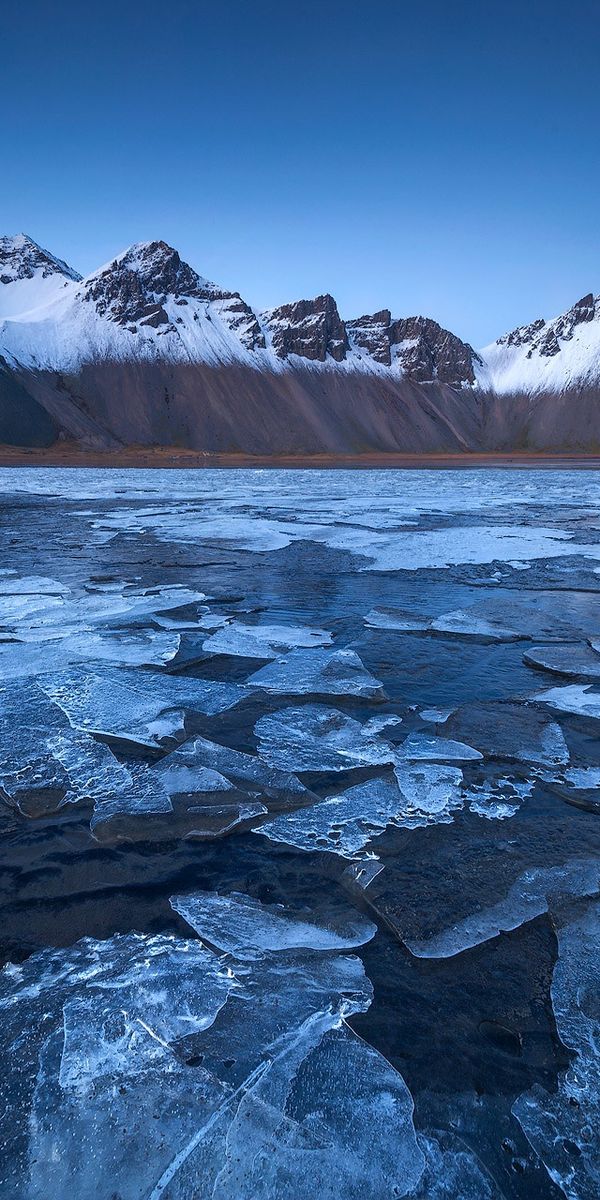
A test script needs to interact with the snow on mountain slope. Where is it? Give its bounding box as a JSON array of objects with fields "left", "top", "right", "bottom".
[
  {"left": 479, "top": 293, "right": 600, "bottom": 394},
  {"left": 0, "top": 234, "right": 81, "bottom": 320}
]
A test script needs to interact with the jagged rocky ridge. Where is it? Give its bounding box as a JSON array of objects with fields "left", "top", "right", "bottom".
[{"left": 1, "top": 234, "right": 600, "bottom": 453}]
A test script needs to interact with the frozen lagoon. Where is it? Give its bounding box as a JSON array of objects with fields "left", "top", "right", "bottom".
[{"left": 0, "top": 467, "right": 599, "bottom": 1198}]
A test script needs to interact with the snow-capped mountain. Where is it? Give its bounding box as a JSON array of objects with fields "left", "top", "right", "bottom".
[
  {"left": 1, "top": 233, "right": 600, "bottom": 455},
  {"left": 480, "top": 293, "right": 600, "bottom": 394}
]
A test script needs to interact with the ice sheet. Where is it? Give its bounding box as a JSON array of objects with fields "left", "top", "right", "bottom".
[
  {"left": 202, "top": 621, "right": 332, "bottom": 660},
  {"left": 247, "top": 648, "right": 385, "bottom": 699},
  {"left": 254, "top": 705, "right": 396, "bottom": 773}
]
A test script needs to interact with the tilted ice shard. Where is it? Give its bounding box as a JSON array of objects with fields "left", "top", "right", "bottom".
[
  {"left": 402, "top": 857, "right": 600, "bottom": 958},
  {"left": 254, "top": 704, "right": 396, "bottom": 773},
  {"left": 364, "top": 607, "right": 432, "bottom": 631},
  {"left": 0, "top": 680, "right": 133, "bottom": 816},
  {"left": 512, "top": 899, "right": 600, "bottom": 1200},
  {"left": 247, "top": 648, "right": 385, "bottom": 699},
  {"left": 524, "top": 644, "right": 600, "bottom": 680},
  {"left": 202, "top": 621, "right": 333, "bottom": 660},
  {"left": 154, "top": 734, "right": 314, "bottom": 810},
  {"left": 39, "top": 667, "right": 245, "bottom": 749},
  {"left": 0, "top": 580, "right": 206, "bottom": 641},
  {"left": 170, "top": 890, "right": 377, "bottom": 958},
  {"left": 395, "top": 732, "right": 482, "bottom": 763}
]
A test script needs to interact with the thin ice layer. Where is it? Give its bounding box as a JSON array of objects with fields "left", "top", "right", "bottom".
[
  {"left": 257, "top": 766, "right": 462, "bottom": 859},
  {"left": 247, "top": 648, "right": 385, "bottom": 699},
  {"left": 0, "top": 628, "right": 181, "bottom": 678},
  {"left": 0, "top": 679, "right": 133, "bottom": 816},
  {"left": 170, "top": 891, "right": 376, "bottom": 958},
  {"left": 40, "top": 667, "right": 245, "bottom": 748},
  {"left": 154, "top": 734, "right": 314, "bottom": 811},
  {"left": 396, "top": 732, "right": 482, "bottom": 763},
  {"left": 443, "top": 701, "right": 569, "bottom": 767},
  {"left": 524, "top": 644, "right": 600, "bottom": 680},
  {"left": 254, "top": 704, "right": 395, "bottom": 773},
  {"left": 535, "top": 683, "right": 600, "bottom": 723},
  {"left": 512, "top": 899, "right": 600, "bottom": 1200},
  {"left": 202, "top": 621, "right": 332, "bottom": 660},
  {"left": 403, "top": 858, "right": 600, "bottom": 958}
]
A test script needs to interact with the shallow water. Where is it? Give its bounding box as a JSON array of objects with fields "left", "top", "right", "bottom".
[{"left": 0, "top": 468, "right": 599, "bottom": 1199}]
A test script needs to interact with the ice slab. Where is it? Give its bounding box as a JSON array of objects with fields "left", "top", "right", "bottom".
[
  {"left": 40, "top": 667, "right": 245, "bottom": 749},
  {"left": 202, "top": 621, "right": 332, "bottom": 660},
  {"left": 0, "top": 911, "right": 427, "bottom": 1200},
  {"left": 0, "top": 628, "right": 181, "bottom": 678},
  {"left": 524, "top": 644, "right": 600, "bottom": 680},
  {"left": 170, "top": 890, "right": 376, "bottom": 958},
  {"left": 364, "top": 607, "right": 431, "bottom": 632},
  {"left": 257, "top": 766, "right": 462, "bottom": 859},
  {"left": 247, "top": 648, "right": 385, "bottom": 699},
  {"left": 403, "top": 858, "right": 600, "bottom": 958},
  {"left": 535, "top": 683, "right": 600, "bottom": 723},
  {"left": 0, "top": 582, "right": 206, "bottom": 641},
  {"left": 254, "top": 704, "right": 396, "bottom": 773},
  {"left": 512, "top": 899, "right": 600, "bottom": 1200},
  {"left": 444, "top": 701, "right": 569, "bottom": 767},
  {"left": 157, "top": 734, "right": 314, "bottom": 811},
  {"left": 0, "top": 680, "right": 133, "bottom": 817},
  {"left": 396, "top": 732, "right": 482, "bottom": 763}
]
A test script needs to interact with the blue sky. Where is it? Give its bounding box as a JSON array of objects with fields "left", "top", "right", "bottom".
[{"left": 3, "top": 0, "right": 599, "bottom": 345}]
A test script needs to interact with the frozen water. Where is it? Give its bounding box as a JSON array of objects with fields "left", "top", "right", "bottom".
[
  {"left": 202, "top": 621, "right": 332, "bottom": 659},
  {"left": 365, "top": 607, "right": 431, "bottom": 631},
  {"left": 403, "top": 858, "right": 600, "bottom": 958},
  {"left": 0, "top": 680, "right": 133, "bottom": 816},
  {"left": 254, "top": 705, "right": 396, "bottom": 773},
  {"left": 155, "top": 734, "right": 314, "bottom": 811},
  {"left": 524, "top": 644, "right": 600, "bottom": 680},
  {"left": 535, "top": 683, "right": 600, "bottom": 723},
  {"left": 170, "top": 890, "right": 376, "bottom": 958},
  {"left": 0, "top": 628, "right": 181, "bottom": 677},
  {"left": 0, "top": 581, "right": 206, "bottom": 641},
  {"left": 396, "top": 732, "right": 482, "bottom": 763},
  {"left": 466, "top": 776, "right": 534, "bottom": 820},
  {"left": 247, "top": 648, "right": 385, "bottom": 699},
  {"left": 513, "top": 899, "right": 600, "bottom": 1200},
  {"left": 40, "top": 667, "right": 245, "bottom": 749},
  {"left": 257, "top": 766, "right": 462, "bottom": 859}
]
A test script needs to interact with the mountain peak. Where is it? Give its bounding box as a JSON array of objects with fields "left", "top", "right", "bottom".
[{"left": 0, "top": 234, "right": 81, "bottom": 285}]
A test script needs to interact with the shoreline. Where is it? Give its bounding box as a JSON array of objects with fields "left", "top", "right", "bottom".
[{"left": 0, "top": 446, "right": 600, "bottom": 470}]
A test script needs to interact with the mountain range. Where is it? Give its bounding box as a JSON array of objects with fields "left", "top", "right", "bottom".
[{"left": 1, "top": 233, "right": 600, "bottom": 456}]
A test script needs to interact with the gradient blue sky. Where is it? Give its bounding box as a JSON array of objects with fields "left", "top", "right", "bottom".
[{"left": 2, "top": 0, "right": 599, "bottom": 345}]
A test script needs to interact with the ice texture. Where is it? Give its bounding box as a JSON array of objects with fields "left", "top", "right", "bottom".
[
  {"left": 155, "top": 734, "right": 314, "bottom": 811},
  {"left": 443, "top": 701, "right": 569, "bottom": 767},
  {"left": 201, "top": 621, "right": 332, "bottom": 659},
  {"left": 247, "top": 648, "right": 385, "bottom": 699},
  {"left": 257, "top": 765, "right": 462, "bottom": 859},
  {"left": 39, "top": 667, "right": 245, "bottom": 749},
  {"left": 512, "top": 899, "right": 600, "bottom": 1200},
  {"left": 255, "top": 704, "right": 396, "bottom": 773},
  {"left": 524, "top": 644, "right": 600, "bottom": 680},
  {"left": 535, "top": 683, "right": 600, "bottom": 723},
  {"left": 402, "top": 858, "right": 600, "bottom": 958},
  {"left": 396, "top": 732, "right": 482, "bottom": 763},
  {"left": 466, "top": 776, "right": 534, "bottom": 820},
  {"left": 0, "top": 628, "right": 181, "bottom": 677},
  {"left": 170, "top": 890, "right": 377, "bottom": 958}
]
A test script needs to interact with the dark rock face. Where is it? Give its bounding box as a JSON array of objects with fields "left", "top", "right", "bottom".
[
  {"left": 0, "top": 234, "right": 81, "bottom": 285},
  {"left": 265, "top": 294, "right": 348, "bottom": 362},
  {"left": 389, "top": 316, "right": 481, "bottom": 385},
  {"left": 346, "top": 311, "right": 392, "bottom": 365},
  {"left": 82, "top": 240, "right": 265, "bottom": 350}
]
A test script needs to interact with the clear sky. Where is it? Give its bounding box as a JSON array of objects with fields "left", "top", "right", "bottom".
[{"left": 2, "top": 0, "right": 599, "bottom": 346}]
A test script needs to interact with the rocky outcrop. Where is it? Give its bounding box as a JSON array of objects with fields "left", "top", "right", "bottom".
[
  {"left": 0, "top": 234, "right": 81, "bottom": 285},
  {"left": 389, "top": 316, "right": 481, "bottom": 385},
  {"left": 264, "top": 294, "right": 348, "bottom": 362},
  {"left": 346, "top": 311, "right": 392, "bottom": 365}
]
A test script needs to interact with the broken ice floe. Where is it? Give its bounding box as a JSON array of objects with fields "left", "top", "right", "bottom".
[
  {"left": 256, "top": 765, "right": 463, "bottom": 859},
  {"left": 247, "top": 648, "right": 385, "bottom": 699},
  {"left": 170, "top": 890, "right": 376, "bottom": 958},
  {"left": 0, "top": 581, "right": 206, "bottom": 642},
  {"left": 366, "top": 595, "right": 600, "bottom": 643},
  {"left": 0, "top": 628, "right": 181, "bottom": 678},
  {"left": 402, "top": 858, "right": 600, "bottom": 958},
  {"left": 155, "top": 734, "right": 315, "bottom": 810},
  {"left": 512, "top": 898, "right": 600, "bottom": 1200},
  {"left": 0, "top": 909, "right": 427, "bottom": 1199},
  {"left": 254, "top": 704, "right": 396, "bottom": 773},
  {"left": 396, "top": 732, "right": 482, "bottom": 763},
  {"left": 39, "top": 667, "right": 245, "bottom": 749},
  {"left": 524, "top": 644, "right": 600, "bottom": 680},
  {"left": 534, "top": 683, "right": 600, "bottom": 724},
  {"left": 201, "top": 620, "right": 332, "bottom": 659},
  {"left": 0, "top": 680, "right": 132, "bottom": 817}
]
